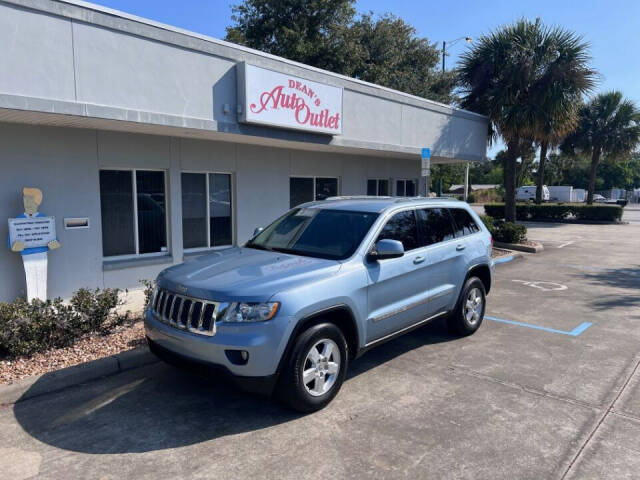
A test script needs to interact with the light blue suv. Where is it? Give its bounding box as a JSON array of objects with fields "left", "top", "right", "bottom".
[{"left": 145, "top": 197, "right": 494, "bottom": 412}]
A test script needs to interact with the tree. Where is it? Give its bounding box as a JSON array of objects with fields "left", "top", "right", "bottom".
[
  {"left": 562, "top": 91, "right": 640, "bottom": 203},
  {"left": 226, "top": 0, "right": 356, "bottom": 74},
  {"left": 349, "top": 13, "right": 454, "bottom": 103},
  {"left": 458, "top": 19, "right": 596, "bottom": 221},
  {"left": 225, "top": 1, "right": 453, "bottom": 103}
]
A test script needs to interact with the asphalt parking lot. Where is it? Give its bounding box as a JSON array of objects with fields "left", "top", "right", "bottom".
[{"left": 1, "top": 207, "right": 639, "bottom": 480}]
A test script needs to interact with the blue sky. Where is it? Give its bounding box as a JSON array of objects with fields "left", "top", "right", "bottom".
[{"left": 91, "top": 0, "right": 640, "bottom": 156}]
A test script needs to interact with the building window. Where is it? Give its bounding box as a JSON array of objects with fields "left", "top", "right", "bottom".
[
  {"left": 396, "top": 179, "right": 417, "bottom": 197},
  {"left": 181, "top": 172, "right": 233, "bottom": 249},
  {"left": 99, "top": 169, "right": 168, "bottom": 257},
  {"left": 290, "top": 177, "right": 339, "bottom": 208},
  {"left": 367, "top": 179, "right": 389, "bottom": 196}
]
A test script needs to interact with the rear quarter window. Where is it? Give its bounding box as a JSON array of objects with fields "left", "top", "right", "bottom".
[{"left": 449, "top": 208, "right": 480, "bottom": 237}]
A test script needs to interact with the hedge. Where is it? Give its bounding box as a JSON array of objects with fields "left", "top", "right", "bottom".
[
  {"left": 0, "top": 288, "right": 126, "bottom": 358},
  {"left": 484, "top": 203, "right": 623, "bottom": 222}
]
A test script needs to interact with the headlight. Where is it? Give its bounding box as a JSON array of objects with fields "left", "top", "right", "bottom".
[{"left": 221, "top": 302, "right": 280, "bottom": 322}]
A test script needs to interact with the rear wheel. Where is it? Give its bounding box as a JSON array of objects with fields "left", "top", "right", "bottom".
[
  {"left": 277, "top": 323, "right": 348, "bottom": 413},
  {"left": 447, "top": 277, "right": 486, "bottom": 336}
]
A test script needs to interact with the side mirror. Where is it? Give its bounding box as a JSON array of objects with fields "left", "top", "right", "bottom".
[
  {"left": 369, "top": 239, "right": 404, "bottom": 261},
  {"left": 253, "top": 227, "right": 264, "bottom": 238}
]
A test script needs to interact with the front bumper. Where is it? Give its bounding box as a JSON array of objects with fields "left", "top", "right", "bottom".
[{"left": 144, "top": 308, "right": 294, "bottom": 380}]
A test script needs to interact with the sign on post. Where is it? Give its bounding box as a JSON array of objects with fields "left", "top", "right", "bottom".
[
  {"left": 8, "top": 216, "right": 56, "bottom": 248},
  {"left": 420, "top": 148, "right": 431, "bottom": 197},
  {"left": 237, "top": 63, "right": 343, "bottom": 135}
]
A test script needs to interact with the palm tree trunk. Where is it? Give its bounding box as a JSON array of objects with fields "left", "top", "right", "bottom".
[
  {"left": 504, "top": 141, "right": 518, "bottom": 222},
  {"left": 536, "top": 141, "right": 548, "bottom": 204},
  {"left": 586, "top": 147, "right": 601, "bottom": 205}
]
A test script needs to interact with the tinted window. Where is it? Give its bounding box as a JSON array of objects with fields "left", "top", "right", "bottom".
[
  {"left": 100, "top": 170, "right": 135, "bottom": 256},
  {"left": 136, "top": 171, "right": 167, "bottom": 254},
  {"left": 290, "top": 177, "right": 314, "bottom": 208},
  {"left": 247, "top": 209, "right": 378, "bottom": 260},
  {"left": 378, "top": 179, "right": 389, "bottom": 196},
  {"left": 182, "top": 173, "right": 208, "bottom": 248},
  {"left": 417, "top": 208, "right": 455, "bottom": 246},
  {"left": 315, "top": 177, "right": 338, "bottom": 200},
  {"left": 367, "top": 179, "right": 377, "bottom": 196},
  {"left": 210, "top": 173, "right": 232, "bottom": 246},
  {"left": 449, "top": 208, "right": 480, "bottom": 237},
  {"left": 376, "top": 210, "right": 419, "bottom": 251}
]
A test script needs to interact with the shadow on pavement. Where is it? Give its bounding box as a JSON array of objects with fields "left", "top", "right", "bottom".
[
  {"left": 13, "top": 317, "right": 458, "bottom": 454},
  {"left": 580, "top": 265, "right": 640, "bottom": 311}
]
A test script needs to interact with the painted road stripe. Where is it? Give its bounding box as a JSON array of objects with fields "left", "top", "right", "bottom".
[
  {"left": 494, "top": 255, "right": 515, "bottom": 265},
  {"left": 557, "top": 240, "right": 575, "bottom": 248},
  {"left": 485, "top": 315, "right": 592, "bottom": 337}
]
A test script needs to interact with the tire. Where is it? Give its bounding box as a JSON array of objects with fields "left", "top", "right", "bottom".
[
  {"left": 447, "top": 277, "right": 486, "bottom": 336},
  {"left": 277, "top": 323, "right": 348, "bottom": 413}
]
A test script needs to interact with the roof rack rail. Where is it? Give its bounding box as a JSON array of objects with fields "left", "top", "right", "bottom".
[{"left": 324, "top": 195, "right": 392, "bottom": 200}]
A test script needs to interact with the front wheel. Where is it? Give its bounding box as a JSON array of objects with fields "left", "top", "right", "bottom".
[
  {"left": 447, "top": 277, "right": 486, "bottom": 336},
  {"left": 277, "top": 323, "right": 348, "bottom": 413}
]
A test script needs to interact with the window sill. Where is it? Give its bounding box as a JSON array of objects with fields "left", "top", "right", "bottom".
[{"left": 102, "top": 254, "right": 173, "bottom": 271}]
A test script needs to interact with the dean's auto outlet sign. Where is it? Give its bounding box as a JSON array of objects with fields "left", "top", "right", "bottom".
[{"left": 238, "top": 63, "right": 343, "bottom": 135}]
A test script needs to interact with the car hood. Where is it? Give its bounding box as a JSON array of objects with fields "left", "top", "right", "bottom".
[{"left": 157, "top": 247, "right": 341, "bottom": 301}]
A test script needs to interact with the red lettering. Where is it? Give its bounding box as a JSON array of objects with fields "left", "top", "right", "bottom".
[{"left": 250, "top": 83, "right": 340, "bottom": 131}]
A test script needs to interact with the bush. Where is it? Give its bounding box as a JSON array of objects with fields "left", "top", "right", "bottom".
[
  {"left": 466, "top": 193, "right": 476, "bottom": 203},
  {"left": 0, "top": 288, "right": 123, "bottom": 358},
  {"left": 140, "top": 279, "right": 155, "bottom": 306},
  {"left": 479, "top": 215, "right": 495, "bottom": 234},
  {"left": 484, "top": 203, "right": 622, "bottom": 222},
  {"left": 493, "top": 222, "right": 528, "bottom": 244}
]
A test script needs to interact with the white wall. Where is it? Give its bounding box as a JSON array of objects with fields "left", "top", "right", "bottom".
[{"left": 0, "top": 122, "right": 420, "bottom": 301}]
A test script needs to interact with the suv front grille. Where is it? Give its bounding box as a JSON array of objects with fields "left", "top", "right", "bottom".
[{"left": 150, "top": 288, "right": 218, "bottom": 336}]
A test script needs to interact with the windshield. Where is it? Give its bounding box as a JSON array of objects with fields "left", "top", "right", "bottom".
[{"left": 246, "top": 208, "right": 379, "bottom": 260}]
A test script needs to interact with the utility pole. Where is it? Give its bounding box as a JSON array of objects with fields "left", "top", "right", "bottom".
[{"left": 441, "top": 37, "right": 472, "bottom": 73}]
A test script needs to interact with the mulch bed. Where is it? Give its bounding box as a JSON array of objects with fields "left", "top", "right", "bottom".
[
  {"left": 0, "top": 320, "right": 146, "bottom": 385},
  {"left": 491, "top": 247, "right": 513, "bottom": 258}
]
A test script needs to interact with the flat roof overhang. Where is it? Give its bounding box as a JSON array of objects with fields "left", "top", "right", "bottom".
[{"left": 0, "top": 93, "right": 486, "bottom": 163}]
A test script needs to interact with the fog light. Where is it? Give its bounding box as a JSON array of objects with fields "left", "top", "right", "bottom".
[{"left": 225, "top": 349, "right": 249, "bottom": 365}]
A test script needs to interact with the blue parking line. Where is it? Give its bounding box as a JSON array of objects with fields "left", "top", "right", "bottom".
[
  {"left": 485, "top": 315, "right": 592, "bottom": 337},
  {"left": 494, "top": 255, "right": 515, "bottom": 265}
]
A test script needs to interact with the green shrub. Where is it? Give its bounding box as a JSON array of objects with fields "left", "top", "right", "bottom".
[
  {"left": 140, "top": 279, "right": 155, "bottom": 307},
  {"left": 0, "top": 288, "right": 123, "bottom": 358},
  {"left": 493, "top": 222, "right": 528, "bottom": 244},
  {"left": 466, "top": 193, "right": 476, "bottom": 203},
  {"left": 479, "top": 215, "right": 495, "bottom": 234},
  {"left": 572, "top": 204, "right": 623, "bottom": 221},
  {"left": 483, "top": 203, "right": 622, "bottom": 222}
]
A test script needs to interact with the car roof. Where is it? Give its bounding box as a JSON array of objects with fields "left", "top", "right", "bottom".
[{"left": 298, "top": 196, "right": 464, "bottom": 213}]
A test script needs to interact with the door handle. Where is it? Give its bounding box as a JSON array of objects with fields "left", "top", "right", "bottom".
[
  {"left": 413, "top": 255, "right": 426, "bottom": 264},
  {"left": 456, "top": 244, "right": 466, "bottom": 251}
]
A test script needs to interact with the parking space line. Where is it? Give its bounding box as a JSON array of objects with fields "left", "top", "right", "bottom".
[
  {"left": 494, "top": 255, "right": 515, "bottom": 265},
  {"left": 485, "top": 315, "right": 592, "bottom": 336},
  {"left": 557, "top": 240, "right": 575, "bottom": 248}
]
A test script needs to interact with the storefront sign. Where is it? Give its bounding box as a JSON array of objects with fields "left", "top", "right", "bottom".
[
  {"left": 238, "top": 63, "right": 343, "bottom": 135},
  {"left": 8, "top": 216, "right": 56, "bottom": 248}
]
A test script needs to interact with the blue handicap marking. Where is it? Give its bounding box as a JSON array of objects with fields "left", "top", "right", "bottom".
[{"left": 485, "top": 315, "right": 592, "bottom": 337}]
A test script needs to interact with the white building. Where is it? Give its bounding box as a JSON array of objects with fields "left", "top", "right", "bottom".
[{"left": 0, "top": 0, "right": 488, "bottom": 301}]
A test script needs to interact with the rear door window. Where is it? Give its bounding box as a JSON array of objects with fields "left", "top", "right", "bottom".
[
  {"left": 416, "top": 208, "right": 456, "bottom": 246},
  {"left": 449, "top": 208, "right": 480, "bottom": 237},
  {"left": 376, "top": 210, "right": 419, "bottom": 251}
]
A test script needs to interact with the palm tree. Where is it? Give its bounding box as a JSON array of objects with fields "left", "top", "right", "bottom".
[
  {"left": 562, "top": 91, "right": 640, "bottom": 204},
  {"left": 458, "top": 19, "right": 596, "bottom": 221}
]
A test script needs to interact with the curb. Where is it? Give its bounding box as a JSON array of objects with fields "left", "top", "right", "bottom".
[
  {"left": 493, "top": 252, "right": 523, "bottom": 265},
  {"left": 0, "top": 346, "right": 159, "bottom": 405},
  {"left": 494, "top": 241, "right": 543, "bottom": 253}
]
